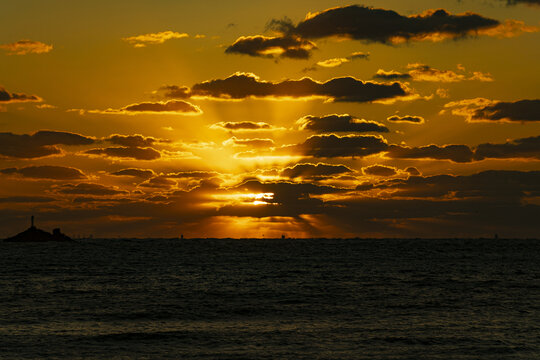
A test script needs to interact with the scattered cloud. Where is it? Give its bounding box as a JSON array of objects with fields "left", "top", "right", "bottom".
[
  {"left": 373, "top": 70, "right": 412, "bottom": 81},
  {"left": 55, "top": 183, "right": 129, "bottom": 196},
  {"left": 0, "top": 86, "right": 42, "bottom": 103},
  {"left": 0, "top": 130, "right": 94, "bottom": 159},
  {"left": 83, "top": 100, "right": 202, "bottom": 115},
  {"left": 445, "top": 98, "right": 540, "bottom": 122},
  {"left": 375, "top": 64, "right": 493, "bottom": 83},
  {"left": 84, "top": 146, "right": 161, "bottom": 161},
  {"left": 0, "top": 165, "right": 86, "bottom": 180},
  {"left": 362, "top": 164, "right": 397, "bottom": 177},
  {"left": 223, "top": 136, "right": 275, "bottom": 148},
  {"left": 386, "top": 144, "right": 475, "bottom": 163},
  {"left": 387, "top": 115, "right": 425, "bottom": 124},
  {"left": 0, "top": 40, "right": 53, "bottom": 55},
  {"left": 304, "top": 51, "right": 370, "bottom": 71},
  {"left": 210, "top": 121, "right": 274, "bottom": 131},
  {"left": 106, "top": 134, "right": 164, "bottom": 147},
  {"left": 184, "top": 72, "right": 407, "bottom": 103},
  {"left": 296, "top": 114, "right": 389, "bottom": 133},
  {"left": 122, "top": 31, "right": 189, "bottom": 47},
  {"left": 282, "top": 134, "right": 389, "bottom": 158},
  {"left": 475, "top": 135, "right": 540, "bottom": 160},
  {"left": 280, "top": 163, "right": 353, "bottom": 179},
  {"left": 267, "top": 6, "right": 534, "bottom": 45},
  {"left": 225, "top": 35, "right": 316, "bottom": 59},
  {"left": 109, "top": 168, "right": 156, "bottom": 179}
]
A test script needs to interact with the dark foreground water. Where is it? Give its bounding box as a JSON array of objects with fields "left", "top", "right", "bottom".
[{"left": 1, "top": 238, "right": 539, "bottom": 359}]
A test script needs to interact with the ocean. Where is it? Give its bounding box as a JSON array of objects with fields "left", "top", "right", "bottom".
[{"left": 1, "top": 238, "right": 538, "bottom": 359}]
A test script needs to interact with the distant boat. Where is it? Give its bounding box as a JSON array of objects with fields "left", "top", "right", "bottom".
[{"left": 4, "top": 216, "right": 73, "bottom": 243}]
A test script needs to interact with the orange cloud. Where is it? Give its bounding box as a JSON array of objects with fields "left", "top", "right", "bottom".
[
  {"left": 0, "top": 40, "right": 53, "bottom": 55},
  {"left": 122, "top": 31, "right": 189, "bottom": 47}
]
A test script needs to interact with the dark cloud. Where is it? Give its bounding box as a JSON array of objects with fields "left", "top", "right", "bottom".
[
  {"left": 386, "top": 144, "right": 475, "bottom": 163},
  {"left": 107, "top": 134, "right": 162, "bottom": 147},
  {"left": 0, "top": 86, "right": 42, "bottom": 103},
  {"left": 280, "top": 163, "right": 353, "bottom": 178},
  {"left": 84, "top": 147, "right": 161, "bottom": 160},
  {"left": 371, "top": 170, "right": 540, "bottom": 199},
  {"left": 210, "top": 121, "right": 273, "bottom": 131},
  {"left": 0, "top": 196, "right": 55, "bottom": 203},
  {"left": 110, "top": 168, "right": 156, "bottom": 179},
  {"left": 189, "top": 72, "right": 407, "bottom": 103},
  {"left": 120, "top": 100, "right": 201, "bottom": 114},
  {"left": 269, "top": 6, "right": 500, "bottom": 44},
  {"left": 505, "top": 0, "right": 540, "bottom": 5},
  {"left": 0, "top": 130, "right": 95, "bottom": 159},
  {"left": 475, "top": 135, "right": 540, "bottom": 160},
  {"left": 387, "top": 115, "right": 425, "bottom": 124},
  {"left": 85, "top": 100, "right": 202, "bottom": 115},
  {"left": 157, "top": 85, "right": 191, "bottom": 99},
  {"left": 55, "top": 183, "right": 129, "bottom": 196},
  {"left": 472, "top": 99, "right": 540, "bottom": 122},
  {"left": 363, "top": 164, "right": 397, "bottom": 177},
  {"left": 282, "top": 134, "right": 389, "bottom": 158},
  {"left": 0, "top": 165, "right": 86, "bottom": 180},
  {"left": 297, "top": 114, "right": 389, "bottom": 133},
  {"left": 225, "top": 35, "right": 316, "bottom": 59}
]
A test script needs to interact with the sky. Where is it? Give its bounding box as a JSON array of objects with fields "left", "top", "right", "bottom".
[{"left": 1, "top": 0, "right": 539, "bottom": 238}]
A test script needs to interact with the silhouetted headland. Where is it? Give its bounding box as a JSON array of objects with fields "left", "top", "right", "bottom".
[{"left": 4, "top": 216, "right": 73, "bottom": 243}]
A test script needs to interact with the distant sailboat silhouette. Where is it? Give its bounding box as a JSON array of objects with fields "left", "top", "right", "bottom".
[{"left": 4, "top": 216, "right": 73, "bottom": 242}]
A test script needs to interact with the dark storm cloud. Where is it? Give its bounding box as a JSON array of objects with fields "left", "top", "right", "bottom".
[
  {"left": 210, "top": 121, "right": 273, "bottom": 131},
  {"left": 282, "top": 134, "right": 389, "bottom": 158},
  {"left": 269, "top": 6, "right": 500, "bottom": 44},
  {"left": 55, "top": 183, "right": 129, "bottom": 196},
  {"left": 0, "top": 165, "right": 86, "bottom": 180},
  {"left": 280, "top": 163, "right": 353, "bottom": 178},
  {"left": 297, "top": 114, "right": 389, "bottom": 133},
  {"left": 387, "top": 115, "right": 425, "bottom": 124},
  {"left": 472, "top": 99, "right": 540, "bottom": 122},
  {"left": 0, "top": 130, "right": 95, "bottom": 159},
  {"left": 84, "top": 147, "right": 161, "bottom": 160},
  {"left": 0, "top": 86, "right": 42, "bottom": 103},
  {"left": 110, "top": 168, "right": 156, "bottom": 179},
  {"left": 225, "top": 35, "right": 316, "bottom": 59},
  {"left": 362, "top": 164, "right": 397, "bottom": 177},
  {"left": 386, "top": 144, "right": 475, "bottom": 163},
  {"left": 189, "top": 73, "right": 407, "bottom": 103},
  {"left": 475, "top": 135, "right": 540, "bottom": 160}
]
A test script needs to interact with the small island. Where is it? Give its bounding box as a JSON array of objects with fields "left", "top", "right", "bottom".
[{"left": 4, "top": 216, "right": 73, "bottom": 243}]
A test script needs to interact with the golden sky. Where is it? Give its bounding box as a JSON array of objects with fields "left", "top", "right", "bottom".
[{"left": 1, "top": 0, "right": 539, "bottom": 238}]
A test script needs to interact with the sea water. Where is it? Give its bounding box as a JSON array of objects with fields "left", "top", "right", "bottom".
[{"left": 1, "top": 238, "right": 539, "bottom": 359}]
